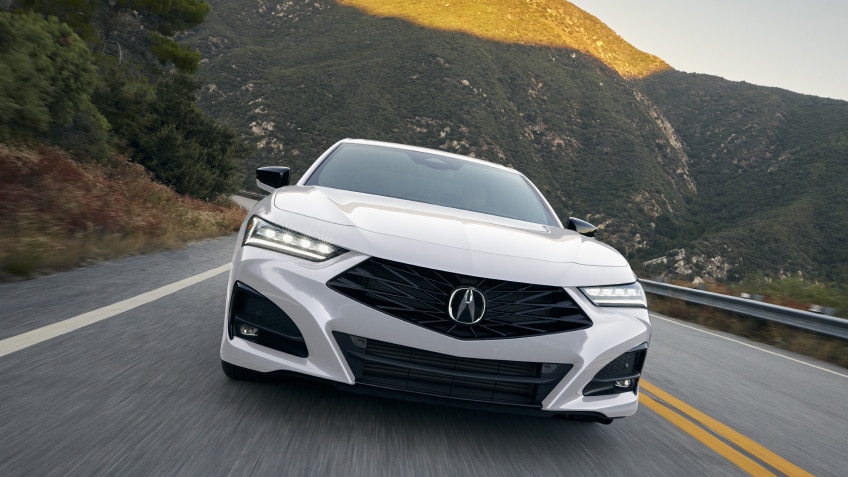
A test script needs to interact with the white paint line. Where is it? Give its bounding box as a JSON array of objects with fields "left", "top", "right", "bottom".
[
  {"left": 0, "top": 264, "right": 231, "bottom": 359},
  {"left": 651, "top": 313, "right": 848, "bottom": 379}
]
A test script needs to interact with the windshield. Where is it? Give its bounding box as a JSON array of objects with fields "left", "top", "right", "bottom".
[{"left": 304, "top": 143, "right": 558, "bottom": 226}]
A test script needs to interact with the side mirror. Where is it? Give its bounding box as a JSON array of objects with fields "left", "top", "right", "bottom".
[
  {"left": 256, "top": 167, "right": 290, "bottom": 192},
  {"left": 565, "top": 217, "right": 598, "bottom": 238}
]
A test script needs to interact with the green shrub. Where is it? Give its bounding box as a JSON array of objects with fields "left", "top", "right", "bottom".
[
  {"left": 150, "top": 33, "right": 201, "bottom": 73},
  {"left": 0, "top": 11, "right": 108, "bottom": 154}
]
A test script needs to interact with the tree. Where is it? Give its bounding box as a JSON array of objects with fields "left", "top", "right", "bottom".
[
  {"left": 5, "top": 1, "right": 252, "bottom": 195},
  {"left": 12, "top": 0, "right": 209, "bottom": 73},
  {"left": 105, "top": 73, "right": 250, "bottom": 199},
  {"left": 150, "top": 32, "right": 201, "bottom": 74},
  {"left": 0, "top": 11, "right": 108, "bottom": 158}
]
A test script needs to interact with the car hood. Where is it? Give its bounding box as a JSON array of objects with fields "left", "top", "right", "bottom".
[{"left": 266, "top": 186, "right": 634, "bottom": 286}]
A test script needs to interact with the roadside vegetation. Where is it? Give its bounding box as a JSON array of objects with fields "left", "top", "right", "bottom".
[
  {"left": 1, "top": 3, "right": 251, "bottom": 279},
  {"left": 662, "top": 278, "right": 848, "bottom": 318},
  {"left": 0, "top": 145, "right": 245, "bottom": 279},
  {"left": 727, "top": 278, "right": 848, "bottom": 317}
]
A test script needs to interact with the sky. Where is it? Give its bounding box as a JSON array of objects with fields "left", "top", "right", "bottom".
[{"left": 568, "top": 0, "right": 848, "bottom": 101}]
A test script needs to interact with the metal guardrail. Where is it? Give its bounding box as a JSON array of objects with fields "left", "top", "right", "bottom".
[
  {"left": 236, "top": 190, "right": 267, "bottom": 200},
  {"left": 640, "top": 279, "right": 848, "bottom": 340}
]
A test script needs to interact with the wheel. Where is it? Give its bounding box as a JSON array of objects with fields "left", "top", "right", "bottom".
[{"left": 221, "top": 359, "right": 264, "bottom": 381}]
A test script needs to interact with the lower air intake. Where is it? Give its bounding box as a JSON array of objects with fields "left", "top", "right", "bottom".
[
  {"left": 229, "top": 281, "right": 308, "bottom": 358},
  {"left": 583, "top": 343, "right": 648, "bottom": 396},
  {"left": 334, "top": 332, "right": 571, "bottom": 407}
]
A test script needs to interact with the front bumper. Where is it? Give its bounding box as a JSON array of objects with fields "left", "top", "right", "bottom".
[{"left": 220, "top": 246, "right": 651, "bottom": 419}]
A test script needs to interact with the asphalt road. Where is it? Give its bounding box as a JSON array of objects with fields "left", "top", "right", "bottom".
[{"left": 1, "top": 234, "right": 845, "bottom": 476}]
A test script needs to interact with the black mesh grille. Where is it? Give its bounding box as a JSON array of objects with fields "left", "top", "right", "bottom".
[
  {"left": 334, "top": 332, "right": 571, "bottom": 406},
  {"left": 326, "top": 257, "right": 591, "bottom": 339},
  {"left": 594, "top": 352, "right": 639, "bottom": 380}
]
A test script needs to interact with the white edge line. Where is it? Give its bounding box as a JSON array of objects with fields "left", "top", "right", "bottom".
[
  {"left": 0, "top": 264, "right": 231, "bottom": 359},
  {"left": 651, "top": 313, "right": 848, "bottom": 379}
]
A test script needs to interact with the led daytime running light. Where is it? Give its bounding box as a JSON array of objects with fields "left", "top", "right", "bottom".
[
  {"left": 579, "top": 282, "right": 647, "bottom": 308},
  {"left": 244, "top": 216, "right": 347, "bottom": 261}
]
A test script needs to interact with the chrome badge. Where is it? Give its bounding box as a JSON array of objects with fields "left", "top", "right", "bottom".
[{"left": 448, "top": 287, "right": 486, "bottom": 325}]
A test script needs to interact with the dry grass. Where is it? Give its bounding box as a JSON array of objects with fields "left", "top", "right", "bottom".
[
  {"left": 0, "top": 144, "right": 246, "bottom": 279},
  {"left": 648, "top": 295, "right": 848, "bottom": 369}
]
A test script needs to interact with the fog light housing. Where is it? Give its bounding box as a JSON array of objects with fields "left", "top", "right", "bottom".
[
  {"left": 583, "top": 343, "right": 648, "bottom": 396},
  {"left": 227, "top": 281, "right": 309, "bottom": 358},
  {"left": 239, "top": 324, "right": 259, "bottom": 337}
]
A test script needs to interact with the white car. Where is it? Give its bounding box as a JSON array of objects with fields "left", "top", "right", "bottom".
[{"left": 221, "top": 139, "right": 650, "bottom": 423}]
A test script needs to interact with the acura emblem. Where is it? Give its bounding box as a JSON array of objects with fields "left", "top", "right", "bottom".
[{"left": 448, "top": 287, "right": 486, "bottom": 325}]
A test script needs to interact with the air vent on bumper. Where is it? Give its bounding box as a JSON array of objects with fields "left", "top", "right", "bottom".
[
  {"left": 583, "top": 343, "right": 647, "bottom": 396},
  {"left": 334, "top": 332, "right": 571, "bottom": 407},
  {"left": 228, "top": 281, "right": 308, "bottom": 358}
]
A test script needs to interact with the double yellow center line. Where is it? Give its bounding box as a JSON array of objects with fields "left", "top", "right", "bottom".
[{"left": 640, "top": 380, "right": 814, "bottom": 476}]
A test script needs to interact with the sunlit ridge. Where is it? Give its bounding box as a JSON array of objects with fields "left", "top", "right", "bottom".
[{"left": 337, "top": 0, "right": 671, "bottom": 79}]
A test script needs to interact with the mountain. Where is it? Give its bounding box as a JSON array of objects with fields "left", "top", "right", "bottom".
[
  {"left": 638, "top": 71, "right": 848, "bottom": 282},
  {"left": 181, "top": 0, "right": 848, "bottom": 284}
]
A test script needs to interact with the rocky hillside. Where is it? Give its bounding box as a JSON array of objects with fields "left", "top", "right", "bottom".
[
  {"left": 639, "top": 71, "right": 848, "bottom": 282},
  {"left": 182, "top": 0, "right": 848, "bottom": 283}
]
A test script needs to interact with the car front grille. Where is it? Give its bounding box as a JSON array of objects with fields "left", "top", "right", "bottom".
[
  {"left": 334, "top": 332, "right": 571, "bottom": 407},
  {"left": 326, "top": 257, "right": 591, "bottom": 339}
]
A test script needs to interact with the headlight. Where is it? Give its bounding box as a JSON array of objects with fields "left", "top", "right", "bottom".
[
  {"left": 243, "top": 216, "right": 347, "bottom": 262},
  {"left": 579, "top": 282, "right": 647, "bottom": 308}
]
